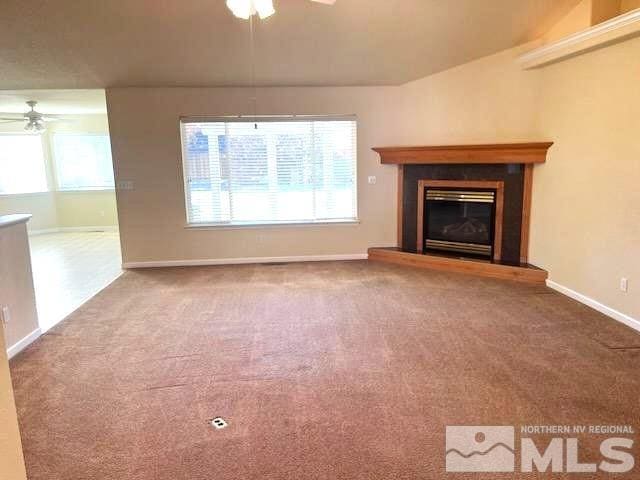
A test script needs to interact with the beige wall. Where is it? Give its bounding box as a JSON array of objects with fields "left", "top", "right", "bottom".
[
  {"left": 543, "top": 0, "right": 594, "bottom": 41},
  {"left": 55, "top": 191, "right": 118, "bottom": 228},
  {"left": 0, "top": 219, "right": 39, "bottom": 350},
  {"left": 530, "top": 35, "right": 640, "bottom": 319},
  {"left": 106, "top": 46, "right": 539, "bottom": 264},
  {"left": 107, "top": 33, "right": 638, "bottom": 320},
  {"left": 591, "top": 0, "right": 623, "bottom": 24},
  {"left": 620, "top": 0, "right": 640, "bottom": 12},
  {"left": 399, "top": 44, "right": 540, "bottom": 144},
  {"left": 0, "top": 114, "right": 118, "bottom": 231},
  {"left": 0, "top": 323, "right": 27, "bottom": 480},
  {"left": 106, "top": 86, "right": 404, "bottom": 262}
]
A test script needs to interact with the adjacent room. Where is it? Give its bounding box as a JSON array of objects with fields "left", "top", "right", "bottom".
[
  {"left": 1, "top": 1, "right": 639, "bottom": 479},
  {"left": 0, "top": 90, "right": 121, "bottom": 332}
]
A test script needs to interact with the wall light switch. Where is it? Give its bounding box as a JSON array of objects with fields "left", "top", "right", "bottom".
[
  {"left": 1, "top": 305, "right": 10, "bottom": 324},
  {"left": 368, "top": 176, "right": 377, "bottom": 185},
  {"left": 620, "top": 278, "right": 628, "bottom": 292}
]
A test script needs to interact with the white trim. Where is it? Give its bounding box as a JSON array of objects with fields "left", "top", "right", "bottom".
[
  {"left": 28, "top": 228, "right": 61, "bottom": 236},
  {"left": 518, "top": 8, "right": 640, "bottom": 69},
  {"left": 123, "top": 253, "right": 368, "bottom": 269},
  {"left": 546, "top": 279, "right": 640, "bottom": 333},
  {"left": 7, "top": 327, "right": 41, "bottom": 360},
  {"left": 58, "top": 225, "right": 118, "bottom": 233},
  {"left": 0, "top": 191, "right": 51, "bottom": 198},
  {"left": 185, "top": 219, "right": 360, "bottom": 230},
  {"left": 29, "top": 225, "right": 118, "bottom": 235},
  {"left": 56, "top": 188, "right": 116, "bottom": 193},
  {"left": 180, "top": 114, "right": 358, "bottom": 123}
]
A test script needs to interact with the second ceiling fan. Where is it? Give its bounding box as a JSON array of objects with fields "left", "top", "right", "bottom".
[{"left": 226, "top": 0, "right": 336, "bottom": 20}]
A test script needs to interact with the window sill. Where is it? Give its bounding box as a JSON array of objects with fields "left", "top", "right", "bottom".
[
  {"left": 57, "top": 188, "right": 116, "bottom": 193},
  {"left": 185, "top": 219, "right": 360, "bottom": 231},
  {"left": 0, "top": 191, "right": 50, "bottom": 198}
]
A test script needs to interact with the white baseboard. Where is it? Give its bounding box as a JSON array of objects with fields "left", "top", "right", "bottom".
[
  {"left": 546, "top": 279, "right": 640, "bottom": 333},
  {"left": 59, "top": 225, "right": 118, "bottom": 233},
  {"left": 7, "top": 327, "right": 41, "bottom": 360},
  {"left": 123, "top": 253, "right": 369, "bottom": 269},
  {"left": 29, "top": 226, "right": 118, "bottom": 235},
  {"left": 28, "top": 228, "right": 59, "bottom": 235}
]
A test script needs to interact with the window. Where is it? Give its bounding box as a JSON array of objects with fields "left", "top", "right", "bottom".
[
  {"left": 0, "top": 134, "right": 48, "bottom": 195},
  {"left": 181, "top": 117, "right": 357, "bottom": 225},
  {"left": 52, "top": 134, "right": 114, "bottom": 190}
]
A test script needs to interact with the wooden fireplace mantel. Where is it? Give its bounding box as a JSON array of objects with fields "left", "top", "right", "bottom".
[{"left": 372, "top": 142, "right": 553, "bottom": 165}]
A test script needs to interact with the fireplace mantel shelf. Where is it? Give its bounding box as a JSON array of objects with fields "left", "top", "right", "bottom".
[{"left": 372, "top": 142, "right": 553, "bottom": 165}]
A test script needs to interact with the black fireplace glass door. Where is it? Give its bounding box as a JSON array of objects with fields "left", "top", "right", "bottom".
[{"left": 425, "top": 197, "right": 494, "bottom": 246}]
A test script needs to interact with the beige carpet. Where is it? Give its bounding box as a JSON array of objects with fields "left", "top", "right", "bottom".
[{"left": 10, "top": 261, "right": 640, "bottom": 479}]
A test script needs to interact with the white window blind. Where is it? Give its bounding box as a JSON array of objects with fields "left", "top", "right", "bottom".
[
  {"left": 181, "top": 117, "right": 357, "bottom": 225},
  {"left": 0, "top": 134, "right": 48, "bottom": 195},
  {"left": 52, "top": 134, "right": 115, "bottom": 190}
]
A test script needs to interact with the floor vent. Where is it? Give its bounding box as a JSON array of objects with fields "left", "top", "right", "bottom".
[{"left": 210, "top": 417, "right": 228, "bottom": 429}]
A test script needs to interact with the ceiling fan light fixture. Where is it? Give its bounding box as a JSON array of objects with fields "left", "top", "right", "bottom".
[
  {"left": 226, "top": 0, "right": 274, "bottom": 19},
  {"left": 24, "top": 120, "right": 45, "bottom": 133},
  {"left": 226, "top": 0, "right": 251, "bottom": 19},
  {"left": 253, "top": 0, "right": 275, "bottom": 19}
]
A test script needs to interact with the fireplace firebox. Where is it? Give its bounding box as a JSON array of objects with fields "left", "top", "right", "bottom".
[{"left": 417, "top": 180, "right": 504, "bottom": 261}]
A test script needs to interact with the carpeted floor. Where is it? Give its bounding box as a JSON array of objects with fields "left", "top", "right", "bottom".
[{"left": 9, "top": 261, "right": 640, "bottom": 479}]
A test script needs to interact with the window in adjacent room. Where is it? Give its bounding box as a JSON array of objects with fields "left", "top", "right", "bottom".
[
  {"left": 180, "top": 117, "right": 357, "bottom": 226},
  {"left": 52, "top": 133, "right": 115, "bottom": 190},
  {"left": 0, "top": 134, "right": 48, "bottom": 195}
]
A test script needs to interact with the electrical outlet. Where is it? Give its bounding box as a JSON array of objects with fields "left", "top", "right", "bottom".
[
  {"left": 620, "top": 278, "right": 628, "bottom": 292},
  {"left": 117, "top": 180, "right": 134, "bottom": 191},
  {"left": 1, "top": 305, "right": 10, "bottom": 324},
  {"left": 368, "top": 176, "right": 377, "bottom": 185}
]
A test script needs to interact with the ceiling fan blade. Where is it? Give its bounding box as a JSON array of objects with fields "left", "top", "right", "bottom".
[
  {"left": 0, "top": 117, "right": 24, "bottom": 122},
  {"left": 310, "top": 0, "right": 336, "bottom": 4}
]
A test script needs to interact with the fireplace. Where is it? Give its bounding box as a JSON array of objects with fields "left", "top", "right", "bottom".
[
  {"left": 368, "top": 143, "right": 553, "bottom": 284},
  {"left": 417, "top": 180, "right": 504, "bottom": 261}
]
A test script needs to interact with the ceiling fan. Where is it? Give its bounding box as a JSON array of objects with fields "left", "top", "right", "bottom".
[
  {"left": 0, "top": 101, "right": 64, "bottom": 133},
  {"left": 226, "top": 0, "right": 336, "bottom": 19}
]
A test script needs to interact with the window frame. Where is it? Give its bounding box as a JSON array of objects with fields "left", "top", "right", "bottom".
[
  {"left": 179, "top": 115, "right": 359, "bottom": 228},
  {"left": 0, "top": 133, "right": 49, "bottom": 196},
  {"left": 51, "top": 132, "right": 115, "bottom": 192}
]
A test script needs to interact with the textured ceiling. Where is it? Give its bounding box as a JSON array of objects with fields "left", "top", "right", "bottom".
[
  {"left": 0, "top": 0, "right": 580, "bottom": 89},
  {"left": 0, "top": 90, "right": 106, "bottom": 115}
]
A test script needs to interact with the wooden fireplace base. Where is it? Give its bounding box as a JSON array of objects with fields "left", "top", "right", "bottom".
[{"left": 368, "top": 247, "right": 548, "bottom": 284}]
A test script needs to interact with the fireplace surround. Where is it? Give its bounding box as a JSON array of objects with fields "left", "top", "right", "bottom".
[
  {"left": 369, "top": 143, "right": 553, "bottom": 283},
  {"left": 405, "top": 165, "right": 522, "bottom": 262}
]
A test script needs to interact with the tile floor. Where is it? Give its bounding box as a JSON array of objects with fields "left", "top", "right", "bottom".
[{"left": 28, "top": 231, "right": 122, "bottom": 331}]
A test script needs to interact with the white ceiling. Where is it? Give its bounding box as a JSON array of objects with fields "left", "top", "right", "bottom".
[
  {"left": 0, "top": 0, "right": 580, "bottom": 89},
  {"left": 0, "top": 90, "right": 107, "bottom": 115}
]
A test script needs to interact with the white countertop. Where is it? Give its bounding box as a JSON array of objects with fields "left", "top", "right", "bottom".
[{"left": 0, "top": 214, "right": 32, "bottom": 229}]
